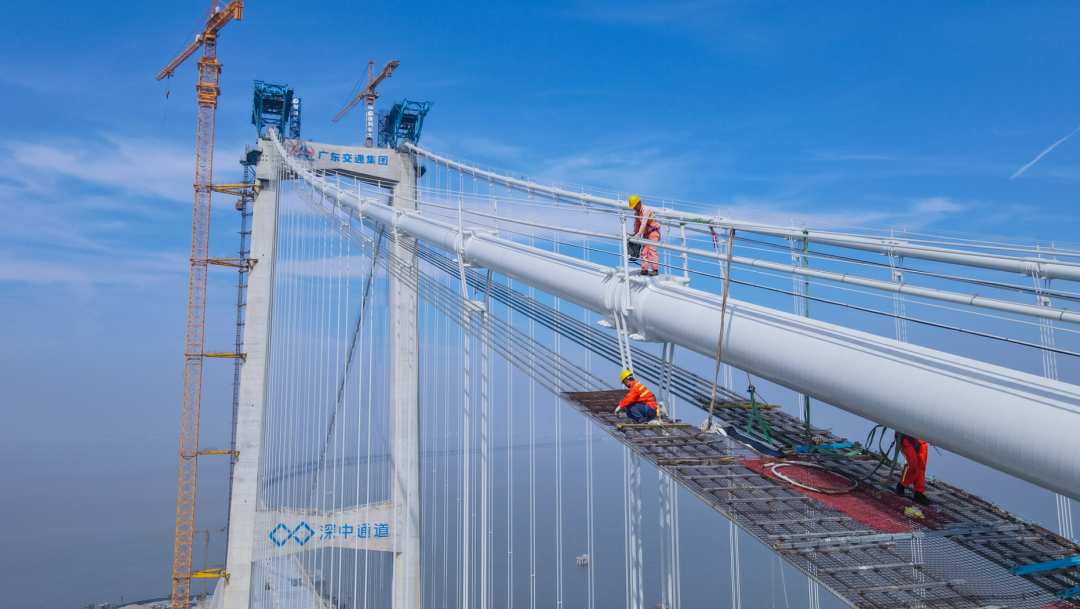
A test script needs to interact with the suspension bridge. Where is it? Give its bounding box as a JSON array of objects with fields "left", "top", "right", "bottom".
[
  {"left": 126, "top": 2, "right": 1080, "bottom": 607},
  {"left": 155, "top": 120, "right": 1080, "bottom": 609}
]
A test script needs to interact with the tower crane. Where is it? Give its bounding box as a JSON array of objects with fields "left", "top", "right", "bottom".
[
  {"left": 333, "top": 59, "right": 400, "bottom": 147},
  {"left": 155, "top": 2, "right": 243, "bottom": 609}
]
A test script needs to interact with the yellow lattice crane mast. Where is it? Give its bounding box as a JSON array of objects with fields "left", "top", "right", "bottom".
[{"left": 155, "top": 2, "right": 243, "bottom": 608}]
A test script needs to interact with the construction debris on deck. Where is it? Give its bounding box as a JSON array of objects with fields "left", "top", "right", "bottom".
[{"left": 564, "top": 389, "right": 1080, "bottom": 609}]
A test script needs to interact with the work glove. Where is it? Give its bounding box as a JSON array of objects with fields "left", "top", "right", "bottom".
[{"left": 614, "top": 405, "right": 624, "bottom": 414}]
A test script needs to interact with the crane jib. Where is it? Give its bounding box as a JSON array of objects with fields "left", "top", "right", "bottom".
[{"left": 155, "top": 0, "right": 243, "bottom": 81}]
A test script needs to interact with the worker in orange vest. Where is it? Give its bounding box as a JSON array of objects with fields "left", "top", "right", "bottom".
[
  {"left": 895, "top": 432, "right": 932, "bottom": 506},
  {"left": 629, "top": 195, "right": 661, "bottom": 276},
  {"left": 615, "top": 370, "right": 659, "bottom": 423}
]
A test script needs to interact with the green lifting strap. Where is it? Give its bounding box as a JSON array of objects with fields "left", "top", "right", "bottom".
[
  {"left": 876, "top": 438, "right": 903, "bottom": 499},
  {"left": 745, "top": 382, "right": 773, "bottom": 445}
]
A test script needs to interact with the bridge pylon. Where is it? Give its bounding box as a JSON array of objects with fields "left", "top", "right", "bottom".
[
  {"left": 221, "top": 137, "right": 281, "bottom": 609},
  {"left": 218, "top": 137, "right": 423, "bottom": 609},
  {"left": 390, "top": 151, "right": 422, "bottom": 608}
]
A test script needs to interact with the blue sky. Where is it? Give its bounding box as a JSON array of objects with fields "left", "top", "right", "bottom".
[{"left": 4, "top": 1, "right": 1080, "bottom": 606}]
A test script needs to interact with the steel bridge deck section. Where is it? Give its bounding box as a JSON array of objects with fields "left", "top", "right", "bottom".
[{"left": 565, "top": 390, "right": 1080, "bottom": 609}]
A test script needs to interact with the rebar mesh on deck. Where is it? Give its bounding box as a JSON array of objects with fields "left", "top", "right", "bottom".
[{"left": 565, "top": 389, "right": 1080, "bottom": 609}]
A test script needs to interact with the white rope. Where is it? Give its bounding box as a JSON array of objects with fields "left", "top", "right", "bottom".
[
  {"left": 506, "top": 274, "right": 515, "bottom": 609},
  {"left": 623, "top": 448, "right": 631, "bottom": 608},
  {"left": 628, "top": 451, "right": 643, "bottom": 609},
  {"left": 528, "top": 282, "right": 537, "bottom": 609},
  {"left": 333, "top": 183, "right": 346, "bottom": 607},
  {"left": 778, "top": 551, "right": 790, "bottom": 609},
  {"left": 480, "top": 270, "right": 491, "bottom": 609},
  {"left": 462, "top": 281, "right": 472, "bottom": 609},
  {"left": 361, "top": 212, "right": 377, "bottom": 609},
  {"left": 730, "top": 520, "right": 741, "bottom": 609},
  {"left": 442, "top": 276, "right": 451, "bottom": 609},
  {"left": 584, "top": 233, "right": 597, "bottom": 609},
  {"left": 807, "top": 571, "right": 820, "bottom": 609},
  {"left": 555, "top": 286, "right": 565, "bottom": 609}
]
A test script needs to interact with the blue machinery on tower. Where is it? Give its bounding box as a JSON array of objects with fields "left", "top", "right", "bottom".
[
  {"left": 254, "top": 80, "right": 429, "bottom": 149},
  {"left": 251, "top": 80, "right": 300, "bottom": 139},
  {"left": 378, "top": 100, "right": 434, "bottom": 148}
]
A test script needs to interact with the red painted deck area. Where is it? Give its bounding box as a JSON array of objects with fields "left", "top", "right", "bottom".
[{"left": 742, "top": 458, "right": 953, "bottom": 533}]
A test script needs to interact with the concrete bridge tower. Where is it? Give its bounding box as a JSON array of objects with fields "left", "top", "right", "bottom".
[{"left": 220, "top": 136, "right": 421, "bottom": 609}]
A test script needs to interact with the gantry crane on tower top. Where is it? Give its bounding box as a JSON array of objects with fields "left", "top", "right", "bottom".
[
  {"left": 333, "top": 59, "right": 400, "bottom": 147},
  {"left": 155, "top": 2, "right": 244, "bottom": 609}
]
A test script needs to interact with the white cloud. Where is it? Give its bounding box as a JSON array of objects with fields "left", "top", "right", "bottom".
[
  {"left": 572, "top": 0, "right": 802, "bottom": 63},
  {"left": 2, "top": 135, "right": 194, "bottom": 202},
  {"left": 534, "top": 143, "right": 708, "bottom": 198},
  {"left": 419, "top": 131, "right": 707, "bottom": 199},
  {"left": 538, "top": 146, "right": 693, "bottom": 195},
  {"left": 0, "top": 134, "right": 225, "bottom": 289},
  {"left": 0, "top": 251, "right": 96, "bottom": 283},
  {"left": 913, "top": 196, "right": 965, "bottom": 214},
  {"left": 0, "top": 249, "right": 184, "bottom": 287},
  {"left": 421, "top": 134, "right": 529, "bottom": 163},
  {"left": 700, "top": 193, "right": 973, "bottom": 233},
  {"left": 417, "top": 134, "right": 970, "bottom": 232}
]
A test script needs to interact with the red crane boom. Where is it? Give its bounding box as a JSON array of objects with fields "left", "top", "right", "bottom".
[{"left": 333, "top": 59, "right": 400, "bottom": 147}]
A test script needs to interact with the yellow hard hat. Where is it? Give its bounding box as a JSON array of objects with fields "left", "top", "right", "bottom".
[
  {"left": 620, "top": 370, "right": 633, "bottom": 382},
  {"left": 628, "top": 195, "right": 641, "bottom": 209}
]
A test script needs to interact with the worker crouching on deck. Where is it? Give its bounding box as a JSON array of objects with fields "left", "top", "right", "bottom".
[
  {"left": 895, "top": 432, "right": 932, "bottom": 506},
  {"left": 615, "top": 370, "right": 659, "bottom": 423},
  {"left": 629, "top": 196, "right": 661, "bottom": 276}
]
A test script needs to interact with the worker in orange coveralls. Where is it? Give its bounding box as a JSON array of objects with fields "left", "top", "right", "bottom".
[
  {"left": 895, "top": 432, "right": 932, "bottom": 506},
  {"left": 629, "top": 195, "right": 661, "bottom": 276},
  {"left": 615, "top": 370, "right": 659, "bottom": 424}
]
